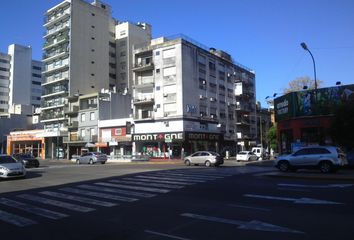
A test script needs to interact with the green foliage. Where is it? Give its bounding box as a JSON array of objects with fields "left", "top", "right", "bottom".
[
  {"left": 330, "top": 102, "right": 354, "bottom": 150},
  {"left": 267, "top": 124, "right": 278, "bottom": 151}
]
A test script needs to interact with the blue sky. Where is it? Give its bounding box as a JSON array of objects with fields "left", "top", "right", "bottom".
[{"left": 1, "top": 0, "right": 353, "bottom": 107}]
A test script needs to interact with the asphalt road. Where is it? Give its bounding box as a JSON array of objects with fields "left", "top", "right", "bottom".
[{"left": 0, "top": 162, "right": 353, "bottom": 240}]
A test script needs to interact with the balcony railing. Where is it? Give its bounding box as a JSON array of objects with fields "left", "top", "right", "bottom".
[
  {"left": 64, "top": 105, "right": 79, "bottom": 115},
  {"left": 132, "top": 62, "right": 154, "bottom": 72}
]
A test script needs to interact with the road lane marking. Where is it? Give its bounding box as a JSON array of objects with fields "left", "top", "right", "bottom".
[
  {"left": 228, "top": 204, "right": 271, "bottom": 212},
  {"left": 136, "top": 175, "right": 205, "bottom": 183},
  {"left": 277, "top": 187, "right": 311, "bottom": 192},
  {"left": 145, "top": 230, "right": 191, "bottom": 240},
  {"left": 181, "top": 213, "right": 304, "bottom": 234},
  {"left": 80, "top": 184, "right": 156, "bottom": 198},
  {"left": 0, "top": 209, "right": 37, "bottom": 227},
  {"left": 59, "top": 187, "right": 138, "bottom": 202},
  {"left": 156, "top": 172, "right": 223, "bottom": 179},
  {"left": 153, "top": 172, "right": 219, "bottom": 180},
  {"left": 17, "top": 194, "right": 95, "bottom": 213},
  {"left": 40, "top": 191, "right": 117, "bottom": 207},
  {"left": 122, "top": 177, "right": 194, "bottom": 186},
  {"left": 171, "top": 170, "right": 233, "bottom": 177},
  {"left": 103, "top": 181, "right": 170, "bottom": 193},
  {"left": 0, "top": 198, "right": 68, "bottom": 220},
  {"left": 109, "top": 179, "right": 184, "bottom": 189},
  {"left": 278, "top": 183, "right": 354, "bottom": 188},
  {"left": 244, "top": 194, "right": 344, "bottom": 205}
]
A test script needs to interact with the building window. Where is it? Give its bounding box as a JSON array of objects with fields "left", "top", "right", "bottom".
[
  {"left": 81, "top": 113, "right": 86, "bottom": 122},
  {"left": 91, "top": 25, "right": 95, "bottom": 29},
  {"left": 115, "top": 128, "right": 122, "bottom": 135},
  {"left": 156, "top": 69, "right": 160, "bottom": 74},
  {"left": 156, "top": 51, "right": 160, "bottom": 56},
  {"left": 120, "top": 51, "right": 126, "bottom": 57},
  {"left": 120, "top": 30, "right": 126, "bottom": 36},
  {"left": 91, "top": 13, "right": 95, "bottom": 16},
  {"left": 81, "top": 129, "right": 85, "bottom": 138},
  {"left": 91, "top": 73, "right": 95, "bottom": 76},
  {"left": 90, "top": 112, "right": 95, "bottom": 120},
  {"left": 90, "top": 128, "right": 96, "bottom": 138},
  {"left": 91, "top": 37, "right": 95, "bottom": 40},
  {"left": 91, "top": 61, "right": 95, "bottom": 64}
]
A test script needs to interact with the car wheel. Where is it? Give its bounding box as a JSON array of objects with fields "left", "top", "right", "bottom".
[
  {"left": 76, "top": 159, "right": 80, "bottom": 165},
  {"left": 205, "top": 160, "right": 211, "bottom": 167},
  {"left": 89, "top": 159, "right": 94, "bottom": 165},
  {"left": 319, "top": 161, "right": 333, "bottom": 173},
  {"left": 184, "top": 160, "right": 191, "bottom": 166},
  {"left": 278, "top": 161, "right": 290, "bottom": 172},
  {"left": 101, "top": 161, "right": 106, "bottom": 164}
]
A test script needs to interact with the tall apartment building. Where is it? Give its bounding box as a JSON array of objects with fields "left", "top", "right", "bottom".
[
  {"left": 41, "top": 0, "right": 151, "bottom": 158},
  {"left": 0, "top": 44, "right": 43, "bottom": 116},
  {"left": 131, "top": 35, "right": 256, "bottom": 157}
]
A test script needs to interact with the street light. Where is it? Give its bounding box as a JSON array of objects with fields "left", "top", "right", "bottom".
[{"left": 300, "top": 42, "right": 317, "bottom": 91}]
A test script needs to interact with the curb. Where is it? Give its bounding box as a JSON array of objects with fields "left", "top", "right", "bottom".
[{"left": 260, "top": 171, "right": 354, "bottom": 181}]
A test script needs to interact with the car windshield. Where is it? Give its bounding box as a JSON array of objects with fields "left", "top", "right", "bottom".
[
  {"left": 17, "top": 154, "right": 32, "bottom": 159},
  {"left": 0, "top": 156, "right": 17, "bottom": 164}
]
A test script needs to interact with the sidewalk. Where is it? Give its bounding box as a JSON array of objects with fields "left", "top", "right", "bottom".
[{"left": 245, "top": 159, "right": 354, "bottom": 181}]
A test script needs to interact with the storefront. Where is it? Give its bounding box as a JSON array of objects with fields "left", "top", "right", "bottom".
[
  {"left": 98, "top": 127, "right": 132, "bottom": 157},
  {"left": 275, "top": 84, "right": 354, "bottom": 154},
  {"left": 132, "top": 131, "right": 223, "bottom": 158},
  {"left": 7, "top": 130, "right": 45, "bottom": 159}
]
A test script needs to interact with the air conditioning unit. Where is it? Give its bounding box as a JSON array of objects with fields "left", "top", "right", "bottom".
[
  {"left": 199, "top": 95, "right": 204, "bottom": 99},
  {"left": 210, "top": 97, "right": 215, "bottom": 102}
]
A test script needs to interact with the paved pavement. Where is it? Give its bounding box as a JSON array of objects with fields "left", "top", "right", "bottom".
[{"left": 245, "top": 159, "right": 354, "bottom": 181}]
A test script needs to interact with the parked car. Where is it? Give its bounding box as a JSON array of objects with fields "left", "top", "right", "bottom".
[
  {"left": 76, "top": 152, "right": 107, "bottom": 165},
  {"left": 12, "top": 153, "right": 39, "bottom": 168},
  {"left": 236, "top": 151, "right": 258, "bottom": 161},
  {"left": 0, "top": 154, "right": 26, "bottom": 179},
  {"left": 275, "top": 146, "right": 347, "bottom": 173},
  {"left": 184, "top": 151, "right": 224, "bottom": 167}
]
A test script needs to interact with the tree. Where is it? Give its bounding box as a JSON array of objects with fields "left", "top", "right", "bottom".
[
  {"left": 283, "top": 76, "right": 323, "bottom": 94},
  {"left": 330, "top": 102, "right": 354, "bottom": 150},
  {"left": 267, "top": 124, "right": 278, "bottom": 152}
]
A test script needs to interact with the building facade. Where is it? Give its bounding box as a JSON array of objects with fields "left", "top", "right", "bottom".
[
  {"left": 0, "top": 44, "right": 43, "bottom": 116},
  {"left": 41, "top": 0, "right": 151, "bottom": 159},
  {"left": 131, "top": 35, "right": 256, "bottom": 157}
]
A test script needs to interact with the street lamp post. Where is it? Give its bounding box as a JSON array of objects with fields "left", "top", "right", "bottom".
[{"left": 301, "top": 42, "right": 317, "bottom": 93}]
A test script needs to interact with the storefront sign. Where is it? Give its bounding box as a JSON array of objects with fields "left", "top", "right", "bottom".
[
  {"left": 185, "top": 132, "right": 222, "bottom": 141},
  {"left": 133, "top": 132, "right": 184, "bottom": 142}
]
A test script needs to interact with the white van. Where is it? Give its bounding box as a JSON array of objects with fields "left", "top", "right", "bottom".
[{"left": 251, "top": 147, "right": 266, "bottom": 160}]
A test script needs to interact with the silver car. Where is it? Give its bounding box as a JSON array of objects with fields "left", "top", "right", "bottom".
[
  {"left": 0, "top": 154, "right": 26, "bottom": 179},
  {"left": 275, "top": 146, "right": 347, "bottom": 173},
  {"left": 184, "top": 151, "right": 224, "bottom": 167},
  {"left": 76, "top": 152, "right": 107, "bottom": 165}
]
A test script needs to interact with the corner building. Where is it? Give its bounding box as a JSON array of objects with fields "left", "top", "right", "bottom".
[{"left": 132, "top": 36, "right": 256, "bottom": 157}]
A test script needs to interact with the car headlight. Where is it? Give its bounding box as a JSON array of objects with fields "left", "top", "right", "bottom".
[{"left": 0, "top": 166, "right": 9, "bottom": 171}]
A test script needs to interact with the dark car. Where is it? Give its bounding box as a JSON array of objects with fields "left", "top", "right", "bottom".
[{"left": 12, "top": 153, "right": 40, "bottom": 168}]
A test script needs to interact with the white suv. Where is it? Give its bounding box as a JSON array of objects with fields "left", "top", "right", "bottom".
[{"left": 275, "top": 146, "right": 347, "bottom": 173}]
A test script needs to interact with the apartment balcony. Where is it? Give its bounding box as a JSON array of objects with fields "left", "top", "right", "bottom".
[
  {"left": 41, "top": 101, "right": 65, "bottom": 110},
  {"left": 43, "top": 24, "right": 70, "bottom": 39},
  {"left": 163, "top": 75, "right": 177, "bottom": 85},
  {"left": 64, "top": 105, "right": 79, "bottom": 116},
  {"left": 41, "top": 87, "right": 68, "bottom": 99},
  {"left": 43, "top": 35, "right": 69, "bottom": 51},
  {"left": 43, "top": 50, "right": 69, "bottom": 63},
  {"left": 40, "top": 112, "right": 65, "bottom": 122},
  {"left": 67, "top": 121, "right": 78, "bottom": 130},
  {"left": 42, "top": 75, "right": 69, "bottom": 86},
  {"left": 42, "top": 63, "right": 69, "bottom": 75},
  {"left": 44, "top": 11, "right": 70, "bottom": 28},
  {"left": 236, "top": 118, "right": 251, "bottom": 126},
  {"left": 132, "top": 62, "right": 154, "bottom": 72},
  {"left": 133, "top": 97, "right": 154, "bottom": 105},
  {"left": 134, "top": 79, "right": 154, "bottom": 89}
]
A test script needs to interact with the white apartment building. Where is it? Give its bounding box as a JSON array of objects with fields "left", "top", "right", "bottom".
[
  {"left": 0, "top": 44, "right": 43, "bottom": 117},
  {"left": 132, "top": 35, "right": 256, "bottom": 157}
]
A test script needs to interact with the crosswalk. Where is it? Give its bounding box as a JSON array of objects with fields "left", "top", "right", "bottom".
[{"left": 0, "top": 168, "right": 239, "bottom": 228}]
